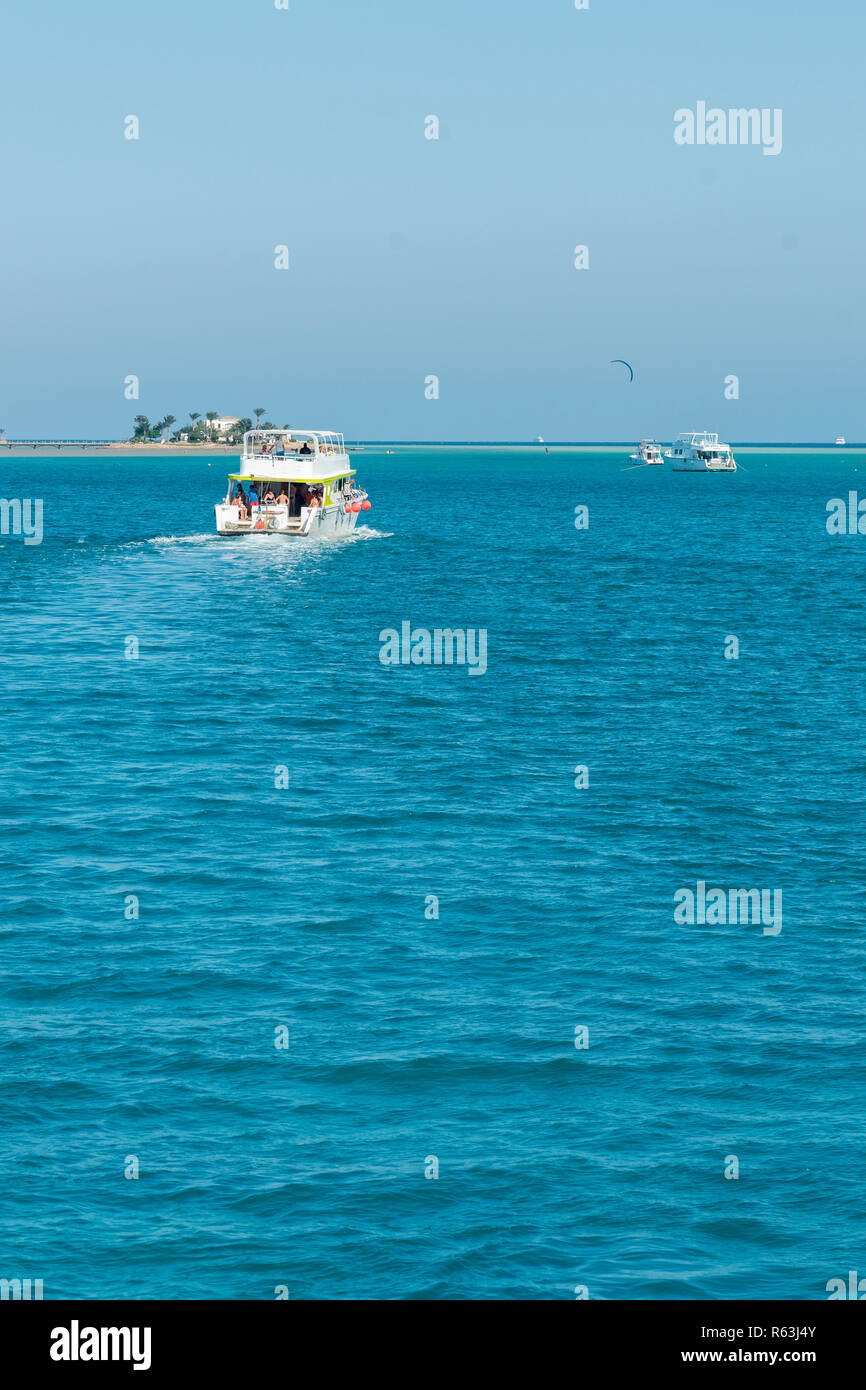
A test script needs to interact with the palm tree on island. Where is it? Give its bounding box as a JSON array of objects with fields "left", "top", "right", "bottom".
[{"left": 130, "top": 409, "right": 267, "bottom": 445}]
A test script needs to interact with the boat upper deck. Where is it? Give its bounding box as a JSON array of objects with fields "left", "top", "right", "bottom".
[
  {"left": 675, "top": 432, "right": 723, "bottom": 447},
  {"left": 235, "top": 428, "right": 352, "bottom": 481}
]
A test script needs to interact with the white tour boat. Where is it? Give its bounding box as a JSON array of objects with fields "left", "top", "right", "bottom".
[
  {"left": 630, "top": 439, "right": 665, "bottom": 464},
  {"left": 666, "top": 431, "right": 737, "bottom": 472},
  {"left": 836, "top": 436, "right": 846, "bottom": 446},
  {"left": 215, "top": 429, "right": 370, "bottom": 537}
]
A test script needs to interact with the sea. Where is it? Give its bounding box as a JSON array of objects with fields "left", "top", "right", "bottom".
[{"left": 1, "top": 445, "right": 864, "bottom": 1300}]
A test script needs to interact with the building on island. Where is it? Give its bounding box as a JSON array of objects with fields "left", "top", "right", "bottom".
[{"left": 211, "top": 416, "right": 241, "bottom": 436}]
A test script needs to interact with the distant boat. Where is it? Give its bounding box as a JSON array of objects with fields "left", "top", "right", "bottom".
[
  {"left": 666, "top": 431, "right": 736, "bottom": 472},
  {"left": 537, "top": 435, "right": 544, "bottom": 443},
  {"left": 629, "top": 439, "right": 665, "bottom": 465},
  {"left": 836, "top": 436, "right": 846, "bottom": 446}
]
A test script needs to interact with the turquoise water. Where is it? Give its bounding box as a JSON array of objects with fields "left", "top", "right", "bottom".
[{"left": 1, "top": 447, "right": 865, "bottom": 1300}]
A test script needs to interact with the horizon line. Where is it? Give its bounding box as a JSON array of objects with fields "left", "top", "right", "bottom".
[{"left": 1, "top": 438, "right": 862, "bottom": 449}]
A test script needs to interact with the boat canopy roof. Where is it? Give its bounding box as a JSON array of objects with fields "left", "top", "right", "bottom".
[
  {"left": 677, "top": 431, "right": 724, "bottom": 445},
  {"left": 228, "top": 470, "right": 355, "bottom": 483},
  {"left": 243, "top": 427, "right": 345, "bottom": 447}
]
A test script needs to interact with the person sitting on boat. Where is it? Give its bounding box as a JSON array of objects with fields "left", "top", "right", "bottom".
[
  {"left": 276, "top": 488, "right": 288, "bottom": 504},
  {"left": 234, "top": 485, "right": 249, "bottom": 519},
  {"left": 300, "top": 441, "right": 312, "bottom": 455},
  {"left": 263, "top": 486, "right": 276, "bottom": 503}
]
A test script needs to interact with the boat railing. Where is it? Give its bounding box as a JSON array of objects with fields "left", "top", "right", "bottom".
[
  {"left": 242, "top": 447, "right": 347, "bottom": 464},
  {"left": 245, "top": 451, "right": 305, "bottom": 463}
]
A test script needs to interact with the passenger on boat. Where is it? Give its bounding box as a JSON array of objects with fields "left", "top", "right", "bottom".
[
  {"left": 234, "top": 486, "right": 249, "bottom": 519},
  {"left": 300, "top": 442, "right": 312, "bottom": 455},
  {"left": 248, "top": 485, "right": 259, "bottom": 507},
  {"left": 276, "top": 488, "right": 289, "bottom": 504},
  {"left": 263, "top": 486, "right": 276, "bottom": 503}
]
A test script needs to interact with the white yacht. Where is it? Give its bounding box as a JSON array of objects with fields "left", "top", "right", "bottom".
[
  {"left": 215, "top": 429, "right": 370, "bottom": 537},
  {"left": 630, "top": 439, "right": 665, "bottom": 465},
  {"left": 666, "top": 431, "right": 737, "bottom": 472},
  {"left": 836, "top": 436, "right": 846, "bottom": 446}
]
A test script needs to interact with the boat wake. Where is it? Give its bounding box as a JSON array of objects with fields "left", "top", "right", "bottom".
[
  {"left": 335, "top": 524, "right": 392, "bottom": 541},
  {"left": 145, "top": 533, "right": 218, "bottom": 546},
  {"left": 213, "top": 524, "right": 392, "bottom": 544},
  {"left": 121, "top": 525, "right": 392, "bottom": 554}
]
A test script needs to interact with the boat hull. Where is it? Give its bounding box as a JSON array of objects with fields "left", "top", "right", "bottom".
[
  {"left": 215, "top": 503, "right": 361, "bottom": 537},
  {"left": 671, "top": 461, "right": 737, "bottom": 472}
]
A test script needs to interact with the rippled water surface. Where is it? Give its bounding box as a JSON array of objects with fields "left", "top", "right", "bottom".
[{"left": 1, "top": 446, "right": 865, "bottom": 1299}]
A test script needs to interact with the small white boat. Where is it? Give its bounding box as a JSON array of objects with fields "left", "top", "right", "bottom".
[
  {"left": 836, "top": 436, "right": 846, "bottom": 446},
  {"left": 215, "top": 429, "right": 370, "bottom": 537},
  {"left": 629, "top": 439, "right": 665, "bottom": 465},
  {"left": 666, "top": 431, "right": 737, "bottom": 471}
]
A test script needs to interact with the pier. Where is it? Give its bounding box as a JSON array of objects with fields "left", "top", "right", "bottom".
[{"left": 3, "top": 439, "right": 114, "bottom": 449}]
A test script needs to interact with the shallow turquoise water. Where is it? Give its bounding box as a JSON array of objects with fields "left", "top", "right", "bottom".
[{"left": 1, "top": 447, "right": 865, "bottom": 1299}]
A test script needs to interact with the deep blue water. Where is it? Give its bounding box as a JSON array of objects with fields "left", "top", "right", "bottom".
[{"left": 1, "top": 446, "right": 865, "bottom": 1300}]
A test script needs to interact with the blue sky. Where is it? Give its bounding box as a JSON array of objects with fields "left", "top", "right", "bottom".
[{"left": 0, "top": 0, "right": 862, "bottom": 440}]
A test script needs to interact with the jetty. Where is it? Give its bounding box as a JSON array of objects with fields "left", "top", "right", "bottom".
[{"left": 3, "top": 439, "right": 114, "bottom": 449}]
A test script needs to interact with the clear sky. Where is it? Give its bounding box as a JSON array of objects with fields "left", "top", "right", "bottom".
[{"left": 0, "top": 0, "right": 862, "bottom": 441}]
